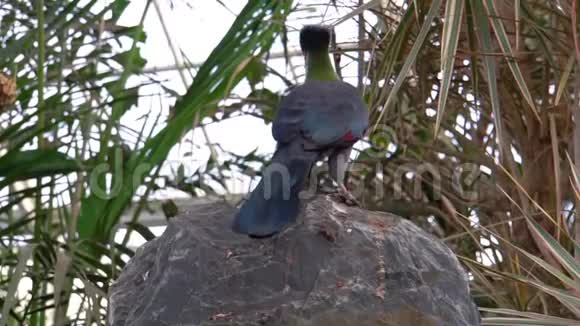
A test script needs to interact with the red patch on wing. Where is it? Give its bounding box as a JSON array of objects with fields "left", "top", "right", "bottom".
[{"left": 341, "top": 130, "right": 357, "bottom": 142}]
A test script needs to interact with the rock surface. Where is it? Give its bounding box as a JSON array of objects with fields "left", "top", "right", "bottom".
[{"left": 109, "top": 195, "right": 480, "bottom": 326}]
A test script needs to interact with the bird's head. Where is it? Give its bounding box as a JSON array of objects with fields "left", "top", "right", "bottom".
[
  {"left": 300, "top": 25, "right": 332, "bottom": 55},
  {"left": 300, "top": 25, "right": 338, "bottom": 81}
]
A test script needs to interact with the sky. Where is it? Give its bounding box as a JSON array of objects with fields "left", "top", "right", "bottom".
[
  {"left": 113, "top": 0, "right": 374, "bottom": 244},
  {"left": 115, "top": 0, "right": 371, "bottom": 198}
]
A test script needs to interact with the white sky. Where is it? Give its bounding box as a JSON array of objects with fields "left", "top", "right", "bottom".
[
  {"left": 111, "top": 0, "right": 374, "bottom": 245},
  {"left": 115, "top": 0, "right": 371, "bottom": 199}
]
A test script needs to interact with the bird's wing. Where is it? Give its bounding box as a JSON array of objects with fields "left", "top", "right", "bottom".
[{"left": 272, "top": 80, "right": 368, "bottom": 148}]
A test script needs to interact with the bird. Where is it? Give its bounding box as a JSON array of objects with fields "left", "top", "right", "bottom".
[{"left": 232, "top": 25, "right": 369, "bottom": 238}]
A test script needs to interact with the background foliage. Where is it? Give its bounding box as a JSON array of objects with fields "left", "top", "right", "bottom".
[{"left": 0, "top": 0, "right": 578, "bottom": 325}]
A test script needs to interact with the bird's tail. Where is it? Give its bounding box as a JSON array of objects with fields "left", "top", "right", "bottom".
[{"left": 232, "top": 143, "right": 317, "bottom": 237}]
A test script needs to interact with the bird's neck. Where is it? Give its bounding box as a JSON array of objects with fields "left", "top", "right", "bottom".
[{"left": 305, "top": 51, "right": 338, "bottom": 81}]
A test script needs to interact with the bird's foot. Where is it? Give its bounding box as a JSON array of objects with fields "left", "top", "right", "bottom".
[
  {"left": 338, "top": 184, "right": 361, "bottom": 206},
  {"left": 328, "top": 184, "right": 361, "bottom": 207},
  {"left": 317, "top": 183, "right": 339, "bottom": 195}
]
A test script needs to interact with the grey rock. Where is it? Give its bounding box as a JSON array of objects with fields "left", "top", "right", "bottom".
[{"left": 109, "top": 195, "right": 480, "bottom": 326}]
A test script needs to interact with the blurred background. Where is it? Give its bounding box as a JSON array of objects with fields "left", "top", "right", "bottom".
[{"left": 0, "top": 0, "right": 579, "bottom": 325}]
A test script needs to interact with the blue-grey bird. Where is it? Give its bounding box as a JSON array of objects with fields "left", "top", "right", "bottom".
[{"left": 232, "top": 25, "right": 369, "bottom": 238}]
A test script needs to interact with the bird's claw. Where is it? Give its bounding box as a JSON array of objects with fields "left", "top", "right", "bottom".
[
  {"left": 317, "top": 183, "right": 361, "bottom": 207},
  {"left": 339, "top": 184, "right": 361, "bottom": 206},
  {"left": 317, "top": 184, "right": 339, "bottom": 194},
  {"left": 328, "top": 184, "right": 360, "bottom": 207}
]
